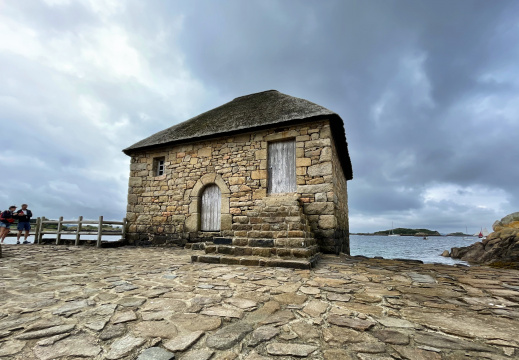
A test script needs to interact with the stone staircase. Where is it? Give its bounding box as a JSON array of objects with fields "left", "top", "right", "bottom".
[{"left": 189, "top": 194, "right": 320, "bottom": 269}]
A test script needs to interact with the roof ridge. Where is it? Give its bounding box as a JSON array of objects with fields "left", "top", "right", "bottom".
[{"left": 233, "top": 89, "right": 279, "bottom": 100}]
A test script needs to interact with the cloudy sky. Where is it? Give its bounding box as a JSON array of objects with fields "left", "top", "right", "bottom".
[{"left": 1, "top": 0, "right": 518, "bottom": 234}]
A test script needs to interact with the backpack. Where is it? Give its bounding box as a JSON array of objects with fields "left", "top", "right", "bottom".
[{"left": 0, "top": 210, "right": 14, "bottom": 223}]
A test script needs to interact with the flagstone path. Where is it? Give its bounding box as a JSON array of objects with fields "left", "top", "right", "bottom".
[{"left": 0, "top": 245, "right": 518, "bottom": 359}]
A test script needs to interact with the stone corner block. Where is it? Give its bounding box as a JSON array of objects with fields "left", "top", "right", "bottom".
[
  {"left": 220, "top": 214, "right": 232, "bottom": 230},
  {"left": 185, "top": 214, "right": 199, "bottom": 232},
  {"left": 308, "top": 162, "right": 332, "bottom": 177}
]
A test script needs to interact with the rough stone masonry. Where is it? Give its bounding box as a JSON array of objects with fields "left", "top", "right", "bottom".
[{"left": 123, "top": 90, "right": 353, "bottom": 265}]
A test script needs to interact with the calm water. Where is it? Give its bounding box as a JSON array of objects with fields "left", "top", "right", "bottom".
[
  {"left": 350, "top": 235, "right": 478, "bottom": 265},
  {"left": 1, "top": 234, "right": 121, "bottom": 245}
]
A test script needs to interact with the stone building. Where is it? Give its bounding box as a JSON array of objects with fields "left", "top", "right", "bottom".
[{"left": 123, "top": 90, "right": 353, "bottom": 267}]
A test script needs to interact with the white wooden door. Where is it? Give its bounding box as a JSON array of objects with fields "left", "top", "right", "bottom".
[
  {"left": 201, "top": 184, "right": 221, "bottom": 231},
  {"left": 268, "top": 140, "right": 296, "bottom": 193}
]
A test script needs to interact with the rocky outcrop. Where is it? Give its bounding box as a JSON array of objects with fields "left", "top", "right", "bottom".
[
  {"left": 493, "top": 212, "right": 519, "bottom": 231},
  {"left": 450, "top": 212, "right": 519, "bottom": 266}
]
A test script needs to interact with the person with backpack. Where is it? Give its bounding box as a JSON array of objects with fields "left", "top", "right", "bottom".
[
  {"left": 16, "top": 204, "right": 33, "bottom": 244},
  {"left": 0, "top": 206, "right": 17, "bottom": 244}
]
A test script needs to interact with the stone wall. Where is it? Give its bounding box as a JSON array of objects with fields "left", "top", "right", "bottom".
[
  {"left": 126, "top": 119, "right": 350, "bottom": 253},
  {"left": 331, "top": 134, "right": 349, "bottom": 254}
]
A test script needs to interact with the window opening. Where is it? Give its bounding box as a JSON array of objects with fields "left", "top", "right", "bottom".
[{"left": 154, "top": 157, "right": 165, "bottom": 176}]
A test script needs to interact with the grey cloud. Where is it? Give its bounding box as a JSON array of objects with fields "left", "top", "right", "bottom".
[
  {"left": 0, "top": 0, "right": 517, "bottom": 234},
  {"left": 350, "top": 182, "right": 423, "bottom": 213}
]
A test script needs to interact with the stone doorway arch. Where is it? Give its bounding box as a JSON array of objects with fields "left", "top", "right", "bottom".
[{"left": 185, "top": 173, "right": 231, "bottom": 234}]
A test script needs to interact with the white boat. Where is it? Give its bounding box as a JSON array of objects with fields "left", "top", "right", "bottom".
[
  {"left": 463, "top": 226, "right": 473, "bottom": 240},
  {"left": 388, "top": 222, "right": 400, "bottom": 236}
]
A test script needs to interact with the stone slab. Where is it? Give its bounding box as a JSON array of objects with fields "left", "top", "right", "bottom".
[
  {"left": 1, "top": 247, "right": 519, "bottom": 360},
  {"left": 137, "top": 347, "right": 175, "bottom": 360},
  {"left": 205, "top": 322, "right": 253, "bottom": 350},
  {"left": 266, "top": 342, "right": 318, "bottom": 356}
]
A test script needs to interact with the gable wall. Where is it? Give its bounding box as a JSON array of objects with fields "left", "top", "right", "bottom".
[
  {"left": 125, "top": 119, "right": 349, "bottom": 253},
  {"left": 331, "top": 133, "right": 350, "bottom": 253}
]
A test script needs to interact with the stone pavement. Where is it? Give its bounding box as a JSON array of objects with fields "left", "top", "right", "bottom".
[{"left": 1, "top": 245, "right": 519, "bottom": 360}]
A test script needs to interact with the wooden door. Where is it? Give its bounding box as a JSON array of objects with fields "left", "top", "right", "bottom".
[
  {"left": 201, "top": 184, "right": 221, "bottom": 231},
  {"left": 268, "top": 140, "right": 296, "bottom": 193}
]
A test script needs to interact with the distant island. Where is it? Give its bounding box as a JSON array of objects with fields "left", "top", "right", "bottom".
[
  {"left": 354, "top": 228, "right": 442, "bottom": 236},
  {"left": 445, "top": 232, "right": 469, "bottom": 237}
]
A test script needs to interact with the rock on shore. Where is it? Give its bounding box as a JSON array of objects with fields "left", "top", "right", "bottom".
[{"left": 450, "top": 212, "right": 519, "bottom": 266}]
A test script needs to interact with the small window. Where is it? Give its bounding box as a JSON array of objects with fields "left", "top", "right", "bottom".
[{"left": 153, "top": 157, "right": 165, "bottom": 176}]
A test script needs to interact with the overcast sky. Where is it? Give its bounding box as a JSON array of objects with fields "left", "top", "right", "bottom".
[{"left": 1, "top": 0, "right": 518, "bottom": 234}]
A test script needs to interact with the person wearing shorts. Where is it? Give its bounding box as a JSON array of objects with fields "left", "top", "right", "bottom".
[
  {"left": 16, "top": 204, "right": 33, "bottom": 244},
  {"left": 0, "top": 206, "right": 17, "bottom": 244}
]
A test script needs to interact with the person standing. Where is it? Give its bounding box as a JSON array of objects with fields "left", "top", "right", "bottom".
[
  {"left": 0, "top": 205, "right": 17, "bottom": 244},
  {"left": 16, "top": 204, "right": 33, "bottom": 244}
]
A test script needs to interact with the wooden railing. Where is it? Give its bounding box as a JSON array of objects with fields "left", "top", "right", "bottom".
[{"left": 33, "top": 216, "right": 126, "bottom": 247}]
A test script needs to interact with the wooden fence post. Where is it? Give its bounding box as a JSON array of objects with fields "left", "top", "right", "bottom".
[
  {"left": 56, "top": 216, "right": 63, "bottom": 245},
  {"left": 34, "top": 217, "right": 41, "bottom": 244},
  {"left": 96, "top": 216, "right": 103, "bottom": 248},
  {"left": 75, "top": 216, "right": 83, "bottom": 246},
  {"left": 38, "top": 218, "right": 44, "bottom": 244}
]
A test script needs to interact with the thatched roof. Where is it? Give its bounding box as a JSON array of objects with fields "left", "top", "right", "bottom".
[{"left": 123, "top": 90, "right": 352, "bottom": 179}]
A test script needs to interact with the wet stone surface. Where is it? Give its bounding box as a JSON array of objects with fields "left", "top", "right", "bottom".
[{"left": 0, "top": 245, "right": 518, "bottom": 359}]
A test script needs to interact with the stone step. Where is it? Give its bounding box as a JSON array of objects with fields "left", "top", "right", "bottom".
[
  {"left": 185, "top": 242, "right": 206, "bottom": 251},
  {"left": 191, "top": 252, "right": 320, "bottom": 269},
  {"left": 259, "top": 207, "right": 301, "bottom": 215},
  {"left": 232, "top": 220, "right": 312, "bottom": 232},
  {"left": 253, "top": 214, "right": 308, "bottom": 222},
  {"left": 186, "top": 237, "right": 317, "bottom": 251},
  {"left": 242, "top": 195, "right": 315, "bottom": 246},
  {"left": 232, "top": 228, "right": 313, "bottom": 240},
  {"left": 204, "top": 244, "right": 319, "bottom": 259},
  {"left": 261, "top": 193, "right": 301, "bottom": 206},
  {"left": 231, "top": 237, "right": 317, "bottom": 248},
  {"left": 246, "top": 231, "right": 311, "bottom": 239},
  {"left": 232, "top": 224, "right": 310, "bottom": 232}
]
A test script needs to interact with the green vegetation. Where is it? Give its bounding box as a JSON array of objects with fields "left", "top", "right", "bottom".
[
  {"left": 354, "top": 228, "right": 471, "bottom": 236},
  {"left": 373, "top": 228, "right": 441, "bottom": 236},
  {"left": 6, "top": 217, "right": 122, "bottom": 233},
  {"left": 64, "top": 224, "right": 121, "bottom": 231},
  {"left": 38, "top": 217, "right": 121, "bottom": 232}
]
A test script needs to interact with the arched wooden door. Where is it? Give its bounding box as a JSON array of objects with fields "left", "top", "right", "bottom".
[{"left": 201, "top": 184, "right": 221, "bottom": 231}]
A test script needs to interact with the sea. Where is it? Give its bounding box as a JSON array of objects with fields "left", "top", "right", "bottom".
[
  {"left": 1, "top": 234, "right": 121, "bottom": 245},
  {"left": 3, "top": 233, "right": 477, "bottom": 266},
  {"left": 350, "top": 235, "right": 476, "bottom": 265}
]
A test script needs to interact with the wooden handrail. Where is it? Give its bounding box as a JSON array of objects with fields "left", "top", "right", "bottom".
[{"left": 34, "top": 217, "right": 127, "bottom": 247}]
